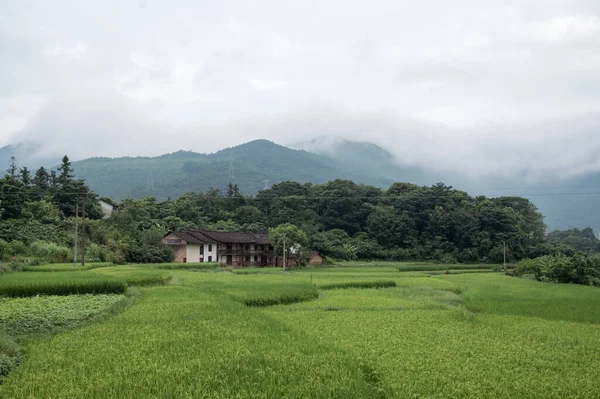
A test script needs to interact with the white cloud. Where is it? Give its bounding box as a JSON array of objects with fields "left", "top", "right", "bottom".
[
  {"left": 44, "top": 41, "right": 88, "bottom": 59},
  {"left": 0, "top": 0, "right": 599, "bottom": 180},
  {"left": 530, "top": 15, "right": 600, "bottom": 41}
]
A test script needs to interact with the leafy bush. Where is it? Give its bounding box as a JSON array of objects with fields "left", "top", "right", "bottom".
[
  {"left": 514, "top": 254, "right": 600, "bottom": 286},
  {"left": 126, "top": 245, "right": 174, "bottom": 264},
  {"left": 8, "top": 240, "right": 28, "bottom": 256},
  {"left": 319, "top": 280, "right": 397, "bottom": 290},
  {"left": 0, "top": 239, "right": 8, "bottom": 259},
  {"left": 29, "top": 241, "right": 71, "bottom": 262}
]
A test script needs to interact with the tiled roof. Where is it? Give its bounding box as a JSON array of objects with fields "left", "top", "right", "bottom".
[
  {"left": 169, "top": 232, "right": 204, "bottom": 245},
  {"left": 199, "top": 230, "right": 270, "bottom": 244},
  {"left": 168, "top": 230, "right": 272, "bottom": 244}
]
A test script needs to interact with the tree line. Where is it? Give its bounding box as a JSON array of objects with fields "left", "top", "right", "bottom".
[{"left": 1, "top": 156, "right": 598, "bottom": 265}]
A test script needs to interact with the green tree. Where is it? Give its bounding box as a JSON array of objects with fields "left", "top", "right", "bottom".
[{"left": 268, "top": 223, "right": 309, "bottom": 270}]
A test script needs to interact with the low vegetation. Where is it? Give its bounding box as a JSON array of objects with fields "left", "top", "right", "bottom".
[
  {"left": 22, "top": 263, "right": 112, "bottom": 272},
  {"left": 319, "top": 280, "right": 397, "bottom": 290},
  {"left": 0, "top": 332, "right": 20, "bottom": 381},
  {"left": 157, "top": 263, "right": 220, "bottom": 271},
  {"left": 0, "top": 294, "right": 127, "bottom": 335},
  {"left": 0, "top": 272, "right": 126, "bottom": 297},
  {"left": 1, "top": 263, "right": 600, "bottom": 397}
]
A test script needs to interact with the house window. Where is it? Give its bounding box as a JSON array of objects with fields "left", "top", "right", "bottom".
[
  {"left": 208, "top": 244, "right": 212, "bottom": 252},
  {"left": 200, "top": 245, "right": 204, "bottom": 255},
  {"left": 246, "top": 255, "right": 250, "bottom": 262},
  {"left": 208, "top": 256, "right": 212, "bottom": 262},
  {"left": 254, "top": 255, "right": 258, "bottom": 262},
  {"left": 245, "top": 244, "right": 250, "bottom": 250}
]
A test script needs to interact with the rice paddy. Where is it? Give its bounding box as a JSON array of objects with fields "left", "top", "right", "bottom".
[{"left": 1, "top": 262, "right": 599, "bottom": 397}]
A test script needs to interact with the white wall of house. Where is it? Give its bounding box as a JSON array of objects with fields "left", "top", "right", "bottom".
[
  {"left": 202, "top": 243, "right": 218, "bottom": 263},
  {"left": 186, "top": 244, "right": 201, "bottom": 263}
]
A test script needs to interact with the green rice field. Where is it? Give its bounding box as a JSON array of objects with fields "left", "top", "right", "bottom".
[{"left": 1, "top": 262, "right": 600, "bottom": 397}]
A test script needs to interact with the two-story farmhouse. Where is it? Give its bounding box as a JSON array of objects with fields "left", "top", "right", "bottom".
[{"left": 162, "top": 230, "right": 276, "bottom": 266}]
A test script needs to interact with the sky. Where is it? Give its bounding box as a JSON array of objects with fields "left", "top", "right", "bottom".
[{"left": 1, "top": 0, "right": 600, "bottom": 179}]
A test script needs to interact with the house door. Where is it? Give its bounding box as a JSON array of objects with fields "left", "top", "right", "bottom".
[{"left": 226, "top": 255, "right": 233, "bottom": 265}]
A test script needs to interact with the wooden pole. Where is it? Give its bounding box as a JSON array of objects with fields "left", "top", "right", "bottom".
[
  {"left": 73, "top": 203, "right": 78, "bottom": 268},
  {"left": 81, "top": 192, "right": 87, "bottom": 266},
  {"left": 282, "top": 237, "right": 286, "bottom": 272},
  {"left": 503, "top": 241, "right": 506, "bottom": 274}
]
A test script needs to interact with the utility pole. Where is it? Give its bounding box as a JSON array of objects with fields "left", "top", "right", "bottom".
[
  {"left": 81, "top": 192, "right": 87, "bottom": 266},
  {"left": 73, "top": 203, "right": 78, "bottom": 268},
  {"left": 282, "top": 237, "right": 286, "bottom": 272},
  {"left": 503, "top": 241, "right": 506, "bottom": 274}
]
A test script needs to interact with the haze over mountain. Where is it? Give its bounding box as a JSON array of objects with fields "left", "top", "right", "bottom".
[
  {"left": 3, "top": 1, "right": 600, "bottom": 185},
  {"left": 0, "top": 138, "right": 581, "bottom": 234}
]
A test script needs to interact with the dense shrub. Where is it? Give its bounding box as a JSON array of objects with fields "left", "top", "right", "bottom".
[
  {"left": 126, "top": 245, "right": 174, "bottom": 264},
  {"left": 29, "top": 241, "right": 71, "bottom": 262},
  {"left": 514, "top": 254, "right": 600, "bottom": 286},
  {"left": 8, "top": 241, "right": 28, "bottom": 256}
]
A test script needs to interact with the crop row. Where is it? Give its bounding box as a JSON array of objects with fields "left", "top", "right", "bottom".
[
  {"left": 0, "top": 271, "right": 171, "bottom": 297},
  {"left": 319, "top": 280, "right": 397, "bottom": 290},
  {"left": 242, "top": 289, "right": 319, "bottom": 307}
]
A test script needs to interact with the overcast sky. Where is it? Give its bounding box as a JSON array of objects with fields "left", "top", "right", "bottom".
[{"left": 1, "top": 0, "right": 600, "bottom": 179}]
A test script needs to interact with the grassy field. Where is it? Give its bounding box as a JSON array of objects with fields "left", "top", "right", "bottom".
[{"left": 1, "top": 262, "right": 600, "bottom": 397}]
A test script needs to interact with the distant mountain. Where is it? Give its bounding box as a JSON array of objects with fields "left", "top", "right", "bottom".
[
  {"left": 70, "top": 139, "right": 395, "bottom": 200},
  {"left": 293, "top": 136, "right": 436, "bottom": 185},
  {"left": 2, "top": 136, "right": 597, "bottom": 233},
  {"left": 0, "top": 142, "right": 49, "bottom": 171}
]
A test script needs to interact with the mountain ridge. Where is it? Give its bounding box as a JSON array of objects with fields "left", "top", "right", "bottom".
[{"left": 1, "top": 138, "right": 599, "bottom": 232}]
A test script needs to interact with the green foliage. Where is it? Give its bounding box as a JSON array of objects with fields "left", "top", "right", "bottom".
[
  {"left": 514, "top": 254, "right": 600, "bottom": 286},
  {"left": 0, "top": 272, "right": 126, "bottom": 297},
  {"left": 29, "top": 241, "right": 71, "bottom": 262},
  {"left": 546, "top": 228, "right": 600, "bottom": 254},
  {"left": 0, "top": 332, "right": 20, "bottom": 380},
  {"left": 339, "top": 243, "right": 358, "bottom": 261},
  {"left": 319, "top": 280, "right": 397, "bottom": 290},
  {"left": 268, "top": 223, "right": 309, "bottom": 262},
  {"left": 125, "top": 245, "right": 174, "bottom": 264},
  {"left": 8, "top": 240, "right": 27, "bottom": 256}
]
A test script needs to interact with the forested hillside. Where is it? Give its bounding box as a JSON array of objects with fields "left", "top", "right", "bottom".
[
  {"left": 2, "top": 139, "right": 600, "bottom": 232},
  {"left": 70, "top": 140, "right": 395, "bottom": 200},
  {"left": 4, "top": 152, "right": 594, "bottom": 265}
]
